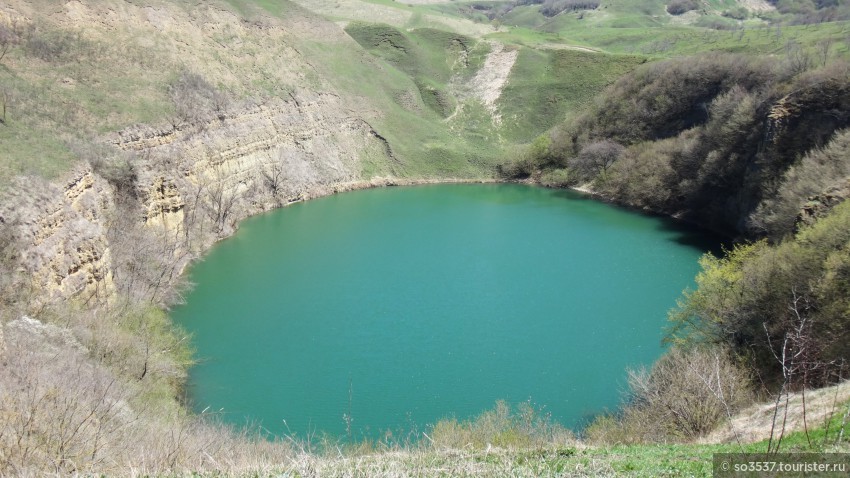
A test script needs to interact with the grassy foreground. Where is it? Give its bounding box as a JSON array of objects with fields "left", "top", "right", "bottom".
[{"left": 174, "top": 393, "right": 850, "bottom": 477}]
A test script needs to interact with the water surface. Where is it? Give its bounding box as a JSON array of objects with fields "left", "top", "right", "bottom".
[{"left": 173, "top": 184, "right": 715, "bottom": 439}]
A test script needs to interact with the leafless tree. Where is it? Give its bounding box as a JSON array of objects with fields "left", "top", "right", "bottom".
[
  {"left": 199, "top": 168, "right": 239, "bottom": 237},
  {"left": 0, "top": 214, "right": 22, "bottom": 317},
  {"left": 783, "top": 40, "right": 813, "bottom": 75},
  {"left": 1, "top": 89, "right": 8, "bottom": 124},
  {"left": 106, "top": 193, "right": 191, "bottom": 306},
  {"left": 0, "top": 327, "right": 132, "bottom": 475},
  {"left": 168, "top": 71, "right": 230, "bottom": 128},
  {"left": 816, "top": 38, "right": 834, "bottom": 66},
  {"left": 568, "top": 139, "right": 625, "bottom": 179},
  {"left": 764, "top": 289, "right": 830, "bottom": 453},
  {"left": 260, "top": 160, "right": 286, "bottom": 207}
]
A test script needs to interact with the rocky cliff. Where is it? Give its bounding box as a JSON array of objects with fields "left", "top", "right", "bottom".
[
  {"left": 6, "top": 92, "right": 392, "bottom": 307},
  {"left": 0, "top": 0, "right": 397, "bottom": 308}
]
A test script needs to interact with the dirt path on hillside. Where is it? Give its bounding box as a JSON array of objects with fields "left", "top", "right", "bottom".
[{"left": 460, "top": 41, "right": 518, "bottom": 124}]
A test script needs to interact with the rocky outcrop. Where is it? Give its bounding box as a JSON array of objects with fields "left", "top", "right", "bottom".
[
  {"left": 5, "top": 89, "right": 390, "bottom": 306},
  {"left": 0, "top": 0, "right": 405, "bottom": 307},
  {"left": 1, "top": 169, "right": 115, "bottom": 304},
  {"left": 115, "top": 90, "right": 385, "bottom": 233},
  {"left": 796, "top": 177, "right": 850, "bottom": 230}
]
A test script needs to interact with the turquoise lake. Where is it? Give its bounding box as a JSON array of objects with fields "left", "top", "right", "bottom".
[{"left": 172, "top": 183, "right": 717, "bottom": 440}]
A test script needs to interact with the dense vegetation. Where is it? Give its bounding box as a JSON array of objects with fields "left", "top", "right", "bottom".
[
  {"left": 672, "top": 200, "right": 850, "bottom": 383},
  {"left": 519, "top": 54, "right": 850, "bottom": 235},
  {"left": 501, "top": 8, "right": 850, "bottom": 445},
  {"left": 585, "top": 192, "right": 850, "bottom": 445},
  {"left": 768, "top": 0, "right": 850, "bottom": 24}
]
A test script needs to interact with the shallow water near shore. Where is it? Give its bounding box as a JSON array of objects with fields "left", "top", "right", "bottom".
[{"left": 172, "top": 183, "right": 717, "bottom": 440}]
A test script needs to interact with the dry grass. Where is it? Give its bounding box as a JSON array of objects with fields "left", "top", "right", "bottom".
[
  {"left": 0, "top": 308, "right": 298, "bottom": 477},
  {"left": 276, "top": 446, "right": 614, "bottom": 478},
  {"left": 702, "top": 381, "right": 850, "bottom": 445}
]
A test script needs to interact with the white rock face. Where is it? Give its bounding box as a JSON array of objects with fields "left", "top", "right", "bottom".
[{"left": 465, "top": 42, "right": 518, "bottom": 124}]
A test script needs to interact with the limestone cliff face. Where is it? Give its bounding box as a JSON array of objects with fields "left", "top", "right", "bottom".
[
  {"left": 0, "top": 0, "right": 395, "bottom": 305},
  {"left": 2, "top": 170, "right": 115, "bottom": 304},
  {"left": 116, "top": 90, "right": 384, "bottom": 231},
  {"left": 7, "top": 92, "right": 388, "bottom": 305}
]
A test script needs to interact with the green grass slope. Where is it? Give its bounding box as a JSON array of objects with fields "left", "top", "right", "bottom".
[{"left": 499, "top": 47, "right": 645, "bottom": 142}]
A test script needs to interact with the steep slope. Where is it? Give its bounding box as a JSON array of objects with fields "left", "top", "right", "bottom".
[{"left": 0, "top": 0, "right": 511, "bottom": 306}]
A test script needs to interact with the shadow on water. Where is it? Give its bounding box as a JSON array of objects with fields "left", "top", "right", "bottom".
[
  {"left": 547, "top": 186, "right": 730, "bottom": 255},
  {"left": 655, "top": 219, "right": 730, "bottom": 255}
]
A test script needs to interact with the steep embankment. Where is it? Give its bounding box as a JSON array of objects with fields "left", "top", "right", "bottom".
[
  {"left": 0, "top": 0, "right": 486, "bottom": 308},
  {"left": 0, "top": 2, "right": 493, "bottom": 472},
  {"left": 526, "top": 54, "right": 850, "bottom": 238}
]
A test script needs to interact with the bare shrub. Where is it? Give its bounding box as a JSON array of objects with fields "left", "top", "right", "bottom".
[
  {"left": 107, "top": 199, "right": 192, "bottom": 306},
  {"left": 0, "top": 322, "right": 132, "bottom": 476},
  {"left": 200, "top": 168, "right": 240, "bottom": 236},
  {"left": 23, "top": 26, "right": 82, "bottom": 63},
  {"left": 0, "top": 215, "right": 20, "bottom": 314},
  {"left": 168, "top": 71, "right": 230, "bottom": 127},
  {"left": 431, "top": 401, "right": 573, "bottom": 449},
  {"left": 74, "top": 305, "right": 193, "bottom": 395},
  {"left": 783, "top": 40, "right": 814, "bottom": 75},
  {"left": 586, "top": 346, "right": 754, "bottom": 444},
  {"left": 0, "top": 20, "right": 22, "bottom": 64},
  {"left": 0, "top": 306, "right": 298, "bottom": 476},
  {"left": 260, "top": 160, "right": 286, "bottom": 207}
]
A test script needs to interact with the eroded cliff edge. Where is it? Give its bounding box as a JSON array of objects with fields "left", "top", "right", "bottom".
[
  {"left": 0, "top": 0, "right": 410, "bottom": 310},
  {"left": 4, "top": 97, "right": 391, "bottom": 308}
]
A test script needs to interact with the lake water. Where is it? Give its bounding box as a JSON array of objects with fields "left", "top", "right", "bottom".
[{"left": 172, "top": 184, "right": 715, "bottom": 440}]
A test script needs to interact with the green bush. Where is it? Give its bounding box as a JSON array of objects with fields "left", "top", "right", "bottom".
[
  {"left": 670, "top": 201, "right": 850, "bottom": 388},
  {"left": 722, "top": 7, "right": 749, "bottom": 20},
  {"left": 666, "top": 0, "right": 698, "bottom": 16},
  {"left": 539, "top": 168, "right": 572, "bottom": 188}
]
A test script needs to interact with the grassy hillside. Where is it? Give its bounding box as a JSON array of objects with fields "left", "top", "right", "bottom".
[
  {"left": 424, "top": 0, "right": 849, "bottom": 57},
  {"left": 491, "top": 0, "right": 850, "bottom": 459},
  {"left": 499, "top": 47, "right": 645, "bottom": 141},
  {"left": 0, "top": 0, "right": 328, "bottom": 181},
  {"left": 0, "top": 0, "right": 506, "bottom": 186},
  {"left": 342, "top": 19, "right": 649, "bottom": 151}
]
